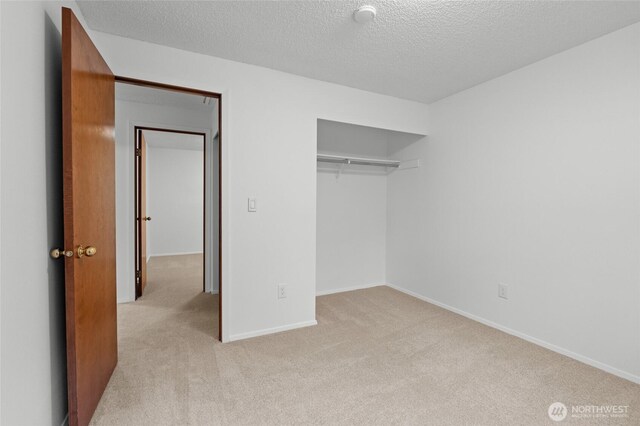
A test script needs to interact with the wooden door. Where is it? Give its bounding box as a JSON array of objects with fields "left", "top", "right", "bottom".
[
  {"left": 62, "top": 7, "right": 117, "bottom": 426},
  {"left": 135, "top": 129, "right": 149, "bottom": 297}
]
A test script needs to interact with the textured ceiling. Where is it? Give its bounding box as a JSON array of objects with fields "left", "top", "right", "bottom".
[
  {"left": 143, "top": 130, "right": 204, "bottom": 151},
  {"left": 80, "top": 1, "right": 640, "bottom": 104}
]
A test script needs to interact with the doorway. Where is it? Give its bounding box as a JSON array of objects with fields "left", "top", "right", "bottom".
[
  {"left": 60, "top": 9, "right": 224, "bottom": 425},
  {"left": 134, "top": 127, "right": 207, "bottom": 298},
  {"left": 115, "top": 77, "right": 222, "bottom": 341}
]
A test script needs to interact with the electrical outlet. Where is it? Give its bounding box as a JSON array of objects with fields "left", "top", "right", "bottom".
[
  {"left": 498, "top": 284, "right": 508, "bottom": 300},
  {"left": 278, "top": 284, "right": 287, "bottom": 299}
]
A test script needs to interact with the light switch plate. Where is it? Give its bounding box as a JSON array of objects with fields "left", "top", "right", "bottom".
[{"left": 248, "top": 198, "right": 257, "bottom": 212}]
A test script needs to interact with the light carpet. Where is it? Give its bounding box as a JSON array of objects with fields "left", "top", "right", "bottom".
[{"left": 91, "top": 254, "right": 639, "bottom": 425}]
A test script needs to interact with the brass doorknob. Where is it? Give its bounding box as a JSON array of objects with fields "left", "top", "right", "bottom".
[
  {"left": 142, "top": 216, "right": 152, "bottom": 221},
  {"left": 50, "top": 248, "right": 73, "bottom": 259},
  {"left": 77, "top": 245, "right": 97, "bottom": 258}
]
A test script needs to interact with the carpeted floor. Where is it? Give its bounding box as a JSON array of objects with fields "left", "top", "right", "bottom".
[{"left": 91, "top": 254, "right": 639, "bottom": 425}]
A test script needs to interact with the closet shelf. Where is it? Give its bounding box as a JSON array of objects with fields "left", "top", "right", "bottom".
[{"left": 317, "top": 154, "right": 400, "bottom": 168}]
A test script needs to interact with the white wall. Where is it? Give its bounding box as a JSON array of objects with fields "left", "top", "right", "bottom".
[
  {"left": 147, "top": 145, "right": 204, "bottom": 257},
  {"left": 316, "top": 121, "right": 390, "bottom": 295},
  {"left": 93, "top": 30, "right": 429, "bottom": 341},
  {"left": 387, "top": 23, "right": 640, "bottom": 382},
  {"left": 115, "top": 99, "right": 218, "bottom": 301},
  {"left": 0, "top": 2, "right": 88, "bottom": 425}
]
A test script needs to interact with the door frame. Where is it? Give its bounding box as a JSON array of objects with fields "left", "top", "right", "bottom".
[
  {"left": 134, "top": 126, "right": 208, "bottom": 297},
  {"left": 117, "top": 76, "right": 223, "bottom": 341}
]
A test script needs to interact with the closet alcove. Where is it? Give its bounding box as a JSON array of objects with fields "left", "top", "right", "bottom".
[{"left": 316, "top": 119, "right": 425, "bottom": 295}]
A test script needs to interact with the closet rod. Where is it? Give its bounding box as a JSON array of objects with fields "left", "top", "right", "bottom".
[{"left": 317, "top": 154, "right": 400, "bottom": 168}]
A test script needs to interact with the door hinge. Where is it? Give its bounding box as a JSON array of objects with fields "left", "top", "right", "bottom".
[
  {"left": 135, "top": 148, "right": 141, "bottom": 157},
  {"left": 136, "top": 270, "right": 141, "bottom": 281}
]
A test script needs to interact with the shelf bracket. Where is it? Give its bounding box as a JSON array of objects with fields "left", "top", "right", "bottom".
[{"left": 336, "top": 159, "right": 350, "bottom": 179}]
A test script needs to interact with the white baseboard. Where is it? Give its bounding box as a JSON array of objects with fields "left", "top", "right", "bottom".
[
  {"left": 150, "top": 251, "right": 203, "bottom": 258},
  {"left": 228, "top": 320, "right": 317, "bottom": 342},
  {"left": 386, "top": 283, "right": 640, "bottom": 385},
  {"left": 316, "top": 283, "right": 384, "bottom": 296}
]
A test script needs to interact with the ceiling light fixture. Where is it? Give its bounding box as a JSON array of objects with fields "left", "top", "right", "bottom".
[{"left": 353, "top": 5, "right": 376, "bottom": 24}]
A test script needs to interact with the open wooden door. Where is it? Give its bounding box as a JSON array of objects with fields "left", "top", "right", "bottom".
[
  {"left": 62, "top": 8, "right": 117, "bottom": 426},
  {"left": 135, "top": 129, "right": 149, "bottom": 298}
]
